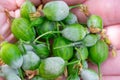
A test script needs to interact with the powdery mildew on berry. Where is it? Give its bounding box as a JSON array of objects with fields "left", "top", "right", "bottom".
[
  {"left": 62, "top": 25, "right": 86, "bottom": 41},
  {"left": 43, "top": 1, "right": 69, "bottom": 21},
  {"left": 83, "top": 34, "right": 98, "bottom": 47},
  {"left": 10, "top": 56, "right": 23, "bottom": 69},
  {"left": 6, "top": 74, "right": 21, "bottom": 80},
  {"left": 22, "top": 51, "right": 40, "bottom": 70},
  {"left": 23, "top": 44, "right": 33, "bottom": 51},
  {"left": 44, "top": 57, "right": 65, "bottom": 75},
  {"left": 1, "top": 65, "right": 18, "bottom": 75},
  {"left": 87, "top": 15, "right": 103, "bottom": 29},
  {"left": 63, "top": 13, "right": 78, "bottom": 24},
  {"left": 81, "top": 69, "right": 99, "bottom": 80}
]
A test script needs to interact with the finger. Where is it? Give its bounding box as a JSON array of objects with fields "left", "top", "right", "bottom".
[
  {"left": 1, "top": 22, "right": 11, "bottom": 39},
  {"left": 42, "top": 0, "right": 86, "bottom": 5},
  {"left": 71, "top": 0, "right": 120, "bottom": 26},
  {"left": 89, "top": 50, "right": 120, "bottom": 76},
  {"left": 15, "top": 0, "right": 24, "bottom": 8},
  {"left": 5, "top": 33, "right": 17, "bottom": 43},
  {"left": 0, "top": 12, "right": 7, "bottom": 28},
  {"left": 0, "top": 12, "right": 10, "bottom": 38},
  {"left": 30, "top": 0, "right": 42, "bottom": 6},
  {"left": 0, "top": 0, "right": 17, "bottom": 11},
  {"left": 0, "top": 0, "right": 41, "bottom": 11},
  {"left": 71, "top": 8, "right": 87, "bottom": 24},
  {"left": 71, "top": 3, "right": 120, "bottom": 49},
  {"left": 14, "top": 9, "right": 20, "bottom": 18},
  {"left": 0, "top": 9, "right": 17, "bottom": 42},
  {"left": 103, "top": 76, "right": 120, "bottom": 80},
  {"left": 9, "top": 11, "right": 15, "bottom": 18},
  {"left": 106, "top": 25, "right": 120, "bottom": 50},
  {"left": 16, "top": 0, "right": 41, "bottom": 8},
  {"left": 84, "top": 0, "right": 120, "bottom": 26},
  {"left": 0, "top": 77, "right": 5, "bottom": 80},
  {"left": 0, "top": 5, "right": 4, "bottom": 12}
]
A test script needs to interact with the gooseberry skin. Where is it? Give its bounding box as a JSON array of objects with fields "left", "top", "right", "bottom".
[
  {"left": 0, "top": 43, "right": 23, "bottom": 69},
  {"left": 81, "top": 69, "right": 99, "bottom": 80},
  {"left": 43, "top": 1, "right": 69, "bottom": 21},
  {"left": 32, "top": 43, "right": 49, "bottom": 58},
  {"left": 63, "top": 12, "right": 78, "bottom": 25},
  {"left": 39, "top": 57, "right": 65, "bottom": 79},
  {"left": 87, "top": 15, "right": 103, "bottom": 30},
  {"left": 89, "top": 40, "right": 108, "bottom": 65},
  {"left": 11, "top": 18, "right": 35, "bottom": 41},
  {"left": 6, "top": 74, "right": 21, "bottom": 80},
  {"left": 53, "top": 37, "right": 73, "bottom": 61},
  {"left": 22, "top": 51, "right": 40, "bottom": 70},
  {"left": 1, "top": 65, "right": 19, "bottom": 76},
  {"left": 83, "top": 34, "right": 99, "bottom": 47},
  {"left": 62, "top": 24, "right": 86, "bottom": 41},
  {"left": 20, "top": 0, "right": 36, "bottom": 20},
  {"left": 37, "top": 19, "right": 56, "bottom": 39},
  {"left": 76, "top": 46, "right": 88, "bottom": 60}
]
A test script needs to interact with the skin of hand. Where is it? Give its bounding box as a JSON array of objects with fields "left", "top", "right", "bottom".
[{"left": 0, "top": 0, "right": 120, "bottom": 80}]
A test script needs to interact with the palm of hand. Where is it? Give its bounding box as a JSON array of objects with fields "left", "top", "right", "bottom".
[{"left": 0, "top": 0, "right": 120, "bottom": 80}]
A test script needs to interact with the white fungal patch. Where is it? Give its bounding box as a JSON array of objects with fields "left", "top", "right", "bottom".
[
  {"left": 22, "top": 51, "right": 40, "bottom": 70},
  {"left": 10, "top": 56, "right": 23, "bottom": 69},
  {"left": 64, "top": 13, "right": 78, "bottom": 24},
  {"left": 6, "top": 74, "right": 21, "bottom": 80},
  {"left": 62, "top": 24, "right": 86, "bottom": 41},
  {"left": 62, "top": 27, "right": 78, "bottom": 41},
  {"left": 81, "top": 69, "right": 99, "bottom": 80},
  {"left": 54, "top": 2, "right": 69, "bottom": 21},
  {"left": 23, "top": 44, "right": 33, "bottom": 51},
  {"left": 82, "top": 61, "right": 88, "bottom": 69},
  {"left": 83, "top": 34, "right": 98, "bottom": 47},
  {"left": 43, "top": 1, "right": 69, "bottom": 21},
  {"left": 44, "top": 57, "right": 65, "bottom": 75},
  {"left": 87, "top": 15, "right": 103, "bottom": 29},
  {"left": 1, "top": 65, "right": 18, "bottom": 76}
]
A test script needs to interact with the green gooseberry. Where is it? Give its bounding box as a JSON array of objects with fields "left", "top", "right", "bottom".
[{"left": 43, "top": 1, "right": 69, "bottom": 21}]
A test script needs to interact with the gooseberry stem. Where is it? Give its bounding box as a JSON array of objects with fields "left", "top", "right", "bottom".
[
  {"left": 33, "top": 31, "right": 61, "bottom": 43},
  {"left": 75, "top": 47, "right": 83, "bottom": 60},
  {"left": 98, "top": 63, "right": 102, "bottom": 80},
  {"left": 56, "top": 22, "right": 61, "bottom": 37},
  {"left": 59, "top": 21, "right": 66, "bottom": 28},
  {"left": 46, "top": 38, "right": 50, "bottom": 50},
  {"left": 69, "top": 4, "right": 81, "bottom": 9},
  {"left": 34, "top": 41, "right": 45, "bottom": 44},
  {"left": 54, "top": 41, "right": 82, "bottom": 49},
  {"left": 18, "top": 68, "right": 24, "bottom": 80},
  {"left": 66, "top": 60, "right": 80, "bottom": 66}
]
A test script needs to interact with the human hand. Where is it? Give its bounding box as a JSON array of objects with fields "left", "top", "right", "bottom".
[
  {"left": 0, "top": 0, "right": 41, "bottom": 79},
  {"left": 70, "top": 0, "right": 120, "bottom": 79},
  {"left": 0, "top": 0, "right": 41, "bottom": 43},
  {"left": 0, "top": 0, "right": 120, "bottom": 80}
]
